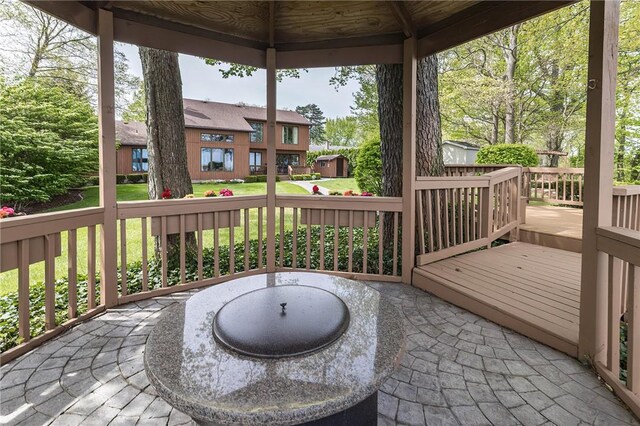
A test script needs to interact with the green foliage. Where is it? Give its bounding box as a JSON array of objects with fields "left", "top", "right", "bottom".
[
  {"left": 355, "top": 137, "right": 382, "bottom": 195},
  {"left": 295, "top": 104, "right": 326, "bottom": 144},
  {"left": 244, "top": 175, "right": 280, "bottom": 183},
  {"left": 325, "top": 116, "right": 361, "bottom": 147},
  {"left": 476, "top": 144, "right": 538, "bottom": 166},
  {"left": 0, "top": 227, "right": 400, "bottom": 352},
  {"left": 122, "top": 81, "right": 146, "bottom": 122},
  {"left": 0, "top": 80, "right": 98, "bottom": 207},
  {"left": 291, "top": 174, "right": 318, "bottom": 181},
  {"left": 307, "top": 148, "right": 359, "bottom": 177},
  {"left": 330, "top": 66, "right": 379, "bottom": 141},
  {"left": 202, "top": 59, "right": 304, "bottom": 81}
]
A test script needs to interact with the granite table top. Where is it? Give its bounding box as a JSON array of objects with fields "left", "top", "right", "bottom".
[{"left": 144, "top": 272, "right": 405, "bottom": 425}]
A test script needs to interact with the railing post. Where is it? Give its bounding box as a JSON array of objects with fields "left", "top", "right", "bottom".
[
  {"left": 97, "top": 9, "right": 118, "bottom": 308},
  {"left": 480, "top": 180, "right": 494, "bottom": 247},
  {"left": 266, "top": 48, "right": 277, "bottom": 272},
  {"left": 579, "top": 0, "right": 620, "bottom": 362},
  {"left": 401, "top": 37, "right": 417, "bottom": 284}
]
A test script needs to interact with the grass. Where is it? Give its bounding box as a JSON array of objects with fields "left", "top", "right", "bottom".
[
  {"left": 0, "top": 181, "right": 310, "bottom": 296},
  {"left": 309, "top": 177, "right": 360, "bottom": 193}
]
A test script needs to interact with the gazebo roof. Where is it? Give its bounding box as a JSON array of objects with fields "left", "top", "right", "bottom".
[{"left": 28, "top": 1, "right": 572, "bottom": 68}]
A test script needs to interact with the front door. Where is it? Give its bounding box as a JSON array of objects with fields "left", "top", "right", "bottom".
[
  {"left": 336, "top": 158, "right": 344, "bottom": 176},
  {"left": 249, "top": 151, "right": 262, "bottom": 174}
]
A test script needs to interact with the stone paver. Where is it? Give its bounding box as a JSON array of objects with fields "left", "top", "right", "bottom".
[{"left": 1, "top": 283, "right": 639, "bottom": 425}]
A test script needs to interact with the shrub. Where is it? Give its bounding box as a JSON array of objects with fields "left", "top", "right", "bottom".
[
  {"left": 476, "top": 144, "right": 538, "bottom": 167},
  {"left": 292, "top": 174, "right": 313, "bottom": 181},
  {"left": 244, "top": 175, "right": 279, "bottom": 183},
  {"left": 86, "top": 176, "right": 100, "bottom": 186},
  {"left": 127, "top": 174, "right": 146, "bottom": 183},
  {"left": 116, "top": 174, "right": 127, "bottom": 184},
  {"left": 355, "top": 137, "right": 382, "bottom": 195},
  {"left": 244, "top": 176, "right": 258, "bottom": 183}
]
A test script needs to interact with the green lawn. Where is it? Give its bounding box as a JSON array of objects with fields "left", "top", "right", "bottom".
[
  {"left": 309, "top": 178, "right": 360, "bottom": 193},
  {"left": 0, "top": 181, "right": 310, "bottom": 296}
]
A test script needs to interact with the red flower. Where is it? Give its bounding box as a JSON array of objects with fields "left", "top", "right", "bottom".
[
  {"left": 219, "top": 188, "right": 234, "bottom": 197},
  {"left": 312, "top": 185, "right": 320, "bottom": 194},
  {"left": 360, "top": 192, "right": 373, "bottom": 196},
  {"left": 161, "top": 188, "right": 172, "bottom": 199}
]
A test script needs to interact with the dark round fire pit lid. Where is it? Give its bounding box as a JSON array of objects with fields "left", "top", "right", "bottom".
[{"left": 213, "top": 285, "right": 350, "bottom": 358}]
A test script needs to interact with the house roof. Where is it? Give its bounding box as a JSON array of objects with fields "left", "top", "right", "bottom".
[
  {"left": 183, "top": 99, "right": 310, "bottom": 132},
  {"left": 116, "top": 121, "right": 147, "bottom": 146},
  {"left": 316, "top": 154, "right": 345, "bottom": 161},
  {"left": 309, "top": 145, "right": 355, "bottom": 152},
  {"left": 117, "top": 99, "right": 310, "bottom": 146},
  {"left": 443, "top": 140, "right": 480, "bottom": 151}
]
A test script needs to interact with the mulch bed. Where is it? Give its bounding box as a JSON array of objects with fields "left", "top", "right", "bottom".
[{"left": 18, "top": 189, "right": 85, "bottom": 215}]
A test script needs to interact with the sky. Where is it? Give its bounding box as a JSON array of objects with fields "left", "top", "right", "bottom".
[{"left": 118, "top": 43, "right": 360, "bottom": 119}]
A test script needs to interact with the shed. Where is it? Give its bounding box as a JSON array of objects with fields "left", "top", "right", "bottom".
[
  {"left": 443, "top": 140, "right": 480, "bottom": 165},
  {"left": 314, "top": 154, "right": 348, "bottom": 178}
]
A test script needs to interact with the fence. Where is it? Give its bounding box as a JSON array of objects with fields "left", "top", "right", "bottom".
[{"left": 416, "top": 167, "right": 521, "bottom": 265}]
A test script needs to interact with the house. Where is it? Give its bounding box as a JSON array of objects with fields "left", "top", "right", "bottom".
[
  {"left": 314, "top": 154, "right": 349, "bottom": 178},
  {"left": 442, "top": 140, "right": 480, "bottom": 164},
  {"left": 115, "top": 99, "right": 311, "bottom": 180}
]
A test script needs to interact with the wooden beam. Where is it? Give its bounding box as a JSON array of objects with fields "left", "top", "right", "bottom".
[
  {"left": 417, "top": 1, "right": 574, "bottom": 58},
  {"left": 388, "top": 1, "right": 415, "bottom": 38},
  {"left": 269, "top": 1, "right": 275, "bottom": 48},
  {"left": 97, "top": 9, "right": 118, "bottom": 308},
  {"left": 24, "top": 0, "right": 97, "bottom": 35},
  {"left": 277, "top": 44, "right": 402, "bottom": 69},
  {"left": 111, "top": 9, "right": 266, "bottom": 68},
  {"left": 401, "top": 37, "right": 417, "bottom": 284},
  {"left": 266, "top": 48, "right": 277, "bottom": 272},
  {"left": 578, "top": 0, "right": 620, "bottom": 362}
]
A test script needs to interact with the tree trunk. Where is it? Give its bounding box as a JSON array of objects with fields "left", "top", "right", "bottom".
[
  {"left": 139, "top": 47, "right": 195, "bottom": 259},
  {"left": 503, "top": 25, "right": 520, "bottom": 144},
  {"left": 546, "top": 62, "right": 563, "bottom": 167},
  {"left": 377, "top": 55, "right": 444, "bottom": 250},
  {"left": 491, "top": 104, "right": 500, "bottom": 145}
]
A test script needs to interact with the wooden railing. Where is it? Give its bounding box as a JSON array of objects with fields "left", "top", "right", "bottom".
[
  {"left": 275, "top": 195, "right": 403, "bottom": 282},
  {"left": 444, "top": 164, "right": 514, "bottom": 176},
  {"left": 116, "top": 195, "right": 268, "bottom": 303},
  {"left": 613, "top": 186, "right": 640, "bottom": 231},
  {"left": 415, "top": 167, "right": 521, "bottom": 265},
  {"left": 523, "top": 167, "right": 585, "bottom": 206},
  {"left": 0, "top": 208, "right": 105, "bottom": 363},
  {"left": 594, "top": 226, "right": 640, "bottom": 419}
]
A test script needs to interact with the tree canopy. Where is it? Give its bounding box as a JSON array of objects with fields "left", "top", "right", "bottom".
[{"left": 295, "top": 104, "right": 326, "bottom": 144}]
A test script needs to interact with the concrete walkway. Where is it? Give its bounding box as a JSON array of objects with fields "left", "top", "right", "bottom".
[
  {"left": 288, "top": 179, "right": 330, "bottom": 195},
  {"left": 1, "top": 283, "right": 638, "bottom": 426}
]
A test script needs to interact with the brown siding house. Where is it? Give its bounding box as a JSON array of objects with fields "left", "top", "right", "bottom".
[{"left": 116, "top": 99, "right": 311, "bottom": 181}]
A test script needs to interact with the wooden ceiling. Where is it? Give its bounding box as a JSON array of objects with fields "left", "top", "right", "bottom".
[{"left": 28, "top": 1, "right": 574, "bottom": 68}]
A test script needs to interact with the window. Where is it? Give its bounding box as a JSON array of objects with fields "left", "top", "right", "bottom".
[
  {"left": 282, "top": 126, "right": 298, "bottom": 145},
  {"left": 249, "top": 151, "right": 263, "bottom": 174},
  {"left": 319, "top": 161, "right": 328, "bottom": 167},
  {"left": 201, "top": 133, "right": 234, "bottom": 143},
  {"left": 132, "top": 148, "right": 148, "bottom": 172},
  {"left": 201, "top": 148, "right": 234, "bottom": 172},
  {"left": 249, "top": 122, "right": 263, "bottom": 143},
  {"left": 276, "top": 153, "right": 300, "bottom": 174}
]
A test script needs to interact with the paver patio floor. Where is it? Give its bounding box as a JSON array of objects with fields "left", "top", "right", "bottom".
[{"left": 1, "top": 282, "right": 638, "bottom": 426}]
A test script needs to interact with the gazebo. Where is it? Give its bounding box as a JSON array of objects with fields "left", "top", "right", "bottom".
[{"left": 2, "top": 0, "right": 638, "bottom": 424}]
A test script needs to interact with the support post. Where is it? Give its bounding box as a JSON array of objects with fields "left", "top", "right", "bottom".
[
  {"left": 266, "top": 48, "right": 277, "bottom": 272},
  {"left": 578, "top": 0, "right": 620, "bottom": 361},
  {"left": 97, "top": 9, "right": 118, "bottom": 308},
  {"left": 401, "top": 37, "right": 417, "bottom": 284}
]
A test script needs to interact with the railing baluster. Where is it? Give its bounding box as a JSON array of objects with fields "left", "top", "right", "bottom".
[
  {"left": 608, "top": 255, "right": 622, "bottom": 377},
  {"left": 291, "top": 207, "right": 297, "bottom": 269},
  {"left": 141, "top": 218, "right": 148, "bottom": 292},
  {"left": 244, "top": 209, "right": 250, "bottom": 272},
  {"left": 197, "top": 213, "right": 203, "bottom": 280},
  {"left": 628, "top": 266, "right": 639, "bottom": 393},
  {"left": 44, "top": 234, "right": 55, "bottom": 331},
  {"left": 18, "top": 239, "right": 30, "bottom": 342},
  {"left": 120, "top": 219, "right": 128, "bottom": 296},
  {"left": 258, "top": 207, "right": 263, "bottom": 269},
  {"left": 179, "top": 215, "right": 186, "bottom": 285},
  {"left": 334, "top": 210, "right": 339, "bottom": 272},
  {"left": 378, "top": 211, "right": 384, "bottom": 275},
  {"left": 444, "top": 189, "right": 450, "bottom": 248},
  {"left": 319, "top": 209, "right": 325, "bottom": 270},
  {"left": 471, "top": 187, "right": 477, "bottom": 240},
  {"left": 88, "top": 225, "right": 96, "bottom": 309},
  {"left": 348, "top": 210, "right": 354, "bottom": 273},
  {"left": 393, "top": 212, "right": 399, "bottom": 276},
  {"left": 306, "top": 209, "right": 311, "bottom": 270},
  {"left": 435, "top": 190, "right": 443, "bottom": 251},
  {"left": 416, "top": 190, "right": 425, "bottom": 253},
  {"left": 161, "top": 216, "right": 168, "bottom": 287},
  {"left": 214, "top": 212, "right": 220, "bottom": 277},
  {"left": 426, "top": 190, "right": 434, "bottom": 253},
  {"left": 279, "top": 207, "right": 285, "bottom": 267},
  {"left": 68, "top": 229, "right": 77, "bottom": 319},
  {"left": 363, "top": 210, "right": 368, "bottom": 274},
  {"left": 457, "top": 188, "right": 463, "bottom": 244},
  {"left": 229, "top": 210, "right": 235, "bottom": 275}
]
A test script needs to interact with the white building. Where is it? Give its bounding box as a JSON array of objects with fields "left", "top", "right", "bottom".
[{"left": 442, "top": 140, "right": 480, "bottom": 165}]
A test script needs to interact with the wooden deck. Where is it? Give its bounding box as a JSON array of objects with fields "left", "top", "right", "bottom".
[
  {"left": 519, "top": 205, "right": 583, "bottom": 253},
  {"left": 413, "top": 242, "right": 581, "bottom": 357}
]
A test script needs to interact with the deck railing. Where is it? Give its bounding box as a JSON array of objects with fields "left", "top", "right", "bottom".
[
  {"left": 416, "top": 167, "right": 521, "bottom": 265},
  {"left": 0, "top": 208, "right": 106, "bottom": 363},
  {"left": 275, "top": 195, "right": 403, "bottom": 281},
  {"left": 0, "top": 194, "right": 404, "bottom": 362},
  {"left": 595, "top": 226, "right": 640, "bottom": 418}
]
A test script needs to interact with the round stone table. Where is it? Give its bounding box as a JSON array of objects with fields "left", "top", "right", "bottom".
[{"left": 144, "top": 272, "right": 405, "bottom": 425}]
